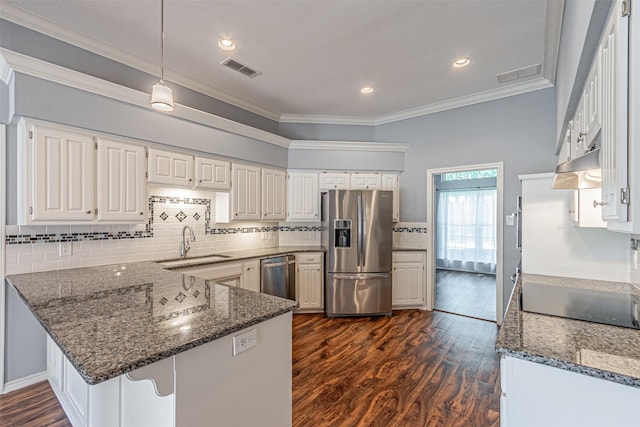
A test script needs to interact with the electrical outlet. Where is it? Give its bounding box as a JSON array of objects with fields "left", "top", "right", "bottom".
[
  {"left": 505, "top": 214, "right": 515, "bottom": 226},
  {"left": 59, "top": 242, "right": 72, "bottom": 257},
  {"left": 232, "top": 328, "right": 257, "bottom": 356}
]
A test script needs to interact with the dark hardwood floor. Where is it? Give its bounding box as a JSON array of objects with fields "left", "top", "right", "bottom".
[
  {"left": 292, "top": 310, "right": 500, "bottom": 427},
  {"left": 435, "top": 269, "right": 496, "bottom": 322},
  {"left": 0, "top": 381, "right": 71, "bottom": 427},
  {"left": 0, "top": 310, "right": 500, "bottom": 427}
]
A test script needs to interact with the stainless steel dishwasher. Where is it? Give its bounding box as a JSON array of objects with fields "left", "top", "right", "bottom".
[{"left": 260, "top": 255, "right": 296, "bottom": 300}]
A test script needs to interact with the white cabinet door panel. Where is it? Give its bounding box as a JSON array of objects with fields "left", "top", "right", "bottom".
[
  {"left": 232, "top": 164, "right": 261, "bottom": 220},
  {"left": 33, "top": 125, "right": 95, "bottom": 221},
  {"left": 262, "top": 168, "right": 287, "bottom": 220},
  {"left": 148, "top": 148, "right": 194, "bottom": 187},
  {"left": 319, "top": 172, "right": 350, "bottom": 190},
  {"left": 97, "top": 139, "right": 146, "bottom": 222},
  {"left": 287, "top": 172, "right": 319, "bottom": 221},
  {"left": 195, "top": 157, "right": 230, "bottom": 190}
]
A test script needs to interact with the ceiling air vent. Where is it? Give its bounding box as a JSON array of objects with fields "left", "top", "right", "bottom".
[
  {"left": 496, "top": 63, "right": 541, "bottom": 84},
  {"left": 220, "top": 57, "right": 262, "bottom": 78}
]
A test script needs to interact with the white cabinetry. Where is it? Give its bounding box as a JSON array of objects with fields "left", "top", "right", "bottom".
[
  {"left": 147, "top": 148, "right": 194, "bottom": 187},
  {"left": 296, "top": 252, "right": 324, "bottom": 312},
  {"left": 96, "top": 138, "right": 147, "bottom": 222},
  {"left": 569, "top": 189, "right": 606, "bottom": 228},
  {"left": 500, "top": 355, "right": 640, "bottom": 427},
  {"left": 319, "top": 172, "right": 350, "bottom": 190},
  {"left": 599, "top": 0, "right": 629, "bottom": 224},
  {"left": 287, "top": 172, "right": 319, "bottom": 221},
  {"left": 350, "top": 173, "right": 382, "bottom": 189},
  {"left": 232, "top": 163, "right": 261, "bottom": 220},
  {"left": 381, "top": 173, "right": 400, "bottom": 222},
  {"left": 261, "top": 168, "right": 287, "bottom": 221},
  {"left": 194, "top": 157, "right": 230, "bottom": 190},
  {"left": 18, "top": 120, "right": 95, "bottom": 223},
  {"left": 392, "top": 251, "right": 426, "bottom": 308},
  {"left": 241, "top": 260, "right": 261, "bottom": 293}
]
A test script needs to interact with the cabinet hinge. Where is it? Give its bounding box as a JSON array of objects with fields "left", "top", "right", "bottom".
[
  {"left": 94, "top": 141, "right": 98, "bottom": 150},
  {"left": 145, "top": 149, "right": 149, "bottom": 158},
  {"left": 95, "top": 208, "right": 98, "bottom": 215},
  {"left": 623, "top": 0, "right": 631, "bottom": 16},
  {"left": 621, "top": 187, "right": 630, "bottom": 204},
  {"left": 28, "top": 206, "right": 33, "bottom": 214},
  {"left": 28, "top": 131, "right": 33, "bottom": 139},
  {"left": 145, "top": 171, "right": 149, "bottom": 178}
]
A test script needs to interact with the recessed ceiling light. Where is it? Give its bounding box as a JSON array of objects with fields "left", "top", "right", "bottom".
[
  {"left": 361, "top": 86, "right": 374, "bottom": 94},
  {"left": 218, "top": 38, "right": 236, "bottom": 51},
  {"left": 453, "top": 58, "right": 471, "bottom": 68}
]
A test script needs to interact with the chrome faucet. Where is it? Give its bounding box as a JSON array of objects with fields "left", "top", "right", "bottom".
[{"left": 180, "top": 225, "right": 196, "bottom": 258}]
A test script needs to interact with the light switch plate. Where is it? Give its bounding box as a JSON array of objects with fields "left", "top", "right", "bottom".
[
  {"left": 505, "top": 214, "right": 515, "bottom": 226},
  {"left": 59, "top": 242, "right": 72, "bottom": 256}
]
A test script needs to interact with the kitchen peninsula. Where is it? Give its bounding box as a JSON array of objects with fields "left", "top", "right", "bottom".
[{"left": 6, "top": 261, "right": 298, "bottom": 427}]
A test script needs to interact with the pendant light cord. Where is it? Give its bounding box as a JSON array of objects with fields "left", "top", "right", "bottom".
[{"left": 160, "top": 0, "right": 165, "bottom": 83}]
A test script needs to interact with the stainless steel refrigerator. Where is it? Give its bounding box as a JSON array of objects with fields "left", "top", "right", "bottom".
[{"left": 321, "top": 190, "right": 393, "bottom": 317}]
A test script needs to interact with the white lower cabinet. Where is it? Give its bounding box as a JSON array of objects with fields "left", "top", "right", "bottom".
[
  {"left": 174, "top": 262, "right": 244, "bottom": 286},
  {"left": 500, "top": 355, "right": 640, "bottom": 427},
  {"left": 241, "top": 259, "right": 261, "bottom": 292},
  {"left": 392, "top": 251, "right": 426, "bottom": 308},
  {"left": 295, "top": 252, "right": 324, "bottom": 312}
]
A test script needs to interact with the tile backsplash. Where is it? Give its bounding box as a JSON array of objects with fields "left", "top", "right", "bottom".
[{"left": 4, "top": 189, "right": 428, "bottom": 275}]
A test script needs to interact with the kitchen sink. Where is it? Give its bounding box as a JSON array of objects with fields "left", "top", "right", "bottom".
[{"left": 159, "top": 254, "right": 231, "bottom": 268}]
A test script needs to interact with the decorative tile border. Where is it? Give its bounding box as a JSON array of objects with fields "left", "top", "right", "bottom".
[{"left": 393, "top": 226, "right": 428, "bottom": 233}]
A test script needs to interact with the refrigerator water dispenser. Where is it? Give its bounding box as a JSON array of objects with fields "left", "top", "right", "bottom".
[{"left": 334, "top": 220, "right": 351, "bottom": 248}]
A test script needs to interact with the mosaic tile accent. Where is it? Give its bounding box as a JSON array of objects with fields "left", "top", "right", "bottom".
[
  {"left": 393, "top": 226, "right": 428, "bottom": 233},
  {"left": 175, "top": 211, "right": 187, "bottom": 222},
  {"left": 193, "top": 213, "right": 201, "bottom": 221},
  {"left": 159, "top": 212, "right": 168, "bottom": 221}
]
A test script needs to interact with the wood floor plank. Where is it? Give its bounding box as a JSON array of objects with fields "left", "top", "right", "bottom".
[
  {"left": 0, "top": 381, "right": 71, "bottom": 427},
  {"left": 435, "top": 270, "right": 497, "bottom": 321}
]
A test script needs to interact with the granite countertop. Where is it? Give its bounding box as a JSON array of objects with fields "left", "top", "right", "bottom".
[
  {"left": 6, "top": 261, "right": 298, "bottom": 385},
  {"left": 496, "top": 273, "right": 640, "bottom": 388},
  {"left": 157, "top": 246, "right": 324, "bottom": 269}
]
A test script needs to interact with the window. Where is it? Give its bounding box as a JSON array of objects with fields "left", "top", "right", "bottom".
[{"left": 441, "top": 169, "right": 498, "bottom": 182}]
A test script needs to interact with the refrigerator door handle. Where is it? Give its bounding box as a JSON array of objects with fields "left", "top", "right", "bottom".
[
  {"left": 357, "top": 193, "right": 363, "bottom": 267},
  {"left": 332, "top": 273, "right": 390, "bottom": 280},
  {"left": 361, "top": 193, "right": 367, "bottom": 267}
]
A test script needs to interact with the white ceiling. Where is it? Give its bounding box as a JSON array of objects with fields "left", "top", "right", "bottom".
[{"left": 0, "top": 0, "right": 562, "bottom": 124}]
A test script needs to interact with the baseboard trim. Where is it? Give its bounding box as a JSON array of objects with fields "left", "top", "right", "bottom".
[{"left": 3, "top": 371, "right": 48, "bottom": 394}]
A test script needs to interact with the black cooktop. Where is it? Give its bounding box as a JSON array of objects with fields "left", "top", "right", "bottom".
[{"left": 521, "top": 281, "right": 640, "bottom": 330}]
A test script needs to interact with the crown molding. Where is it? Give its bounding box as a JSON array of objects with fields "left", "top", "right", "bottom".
[
  {"left": 0, "top": 52, "right": 11, "bottom": 84},
  {"left": 279, "top": 114, "right": 375, "bottom": 126},
  {"left": 290, "top": 140, "right": 410, "bottom": 152},
  {"left": 543, "top": 0, "right": 565, "bottom": 84},
  {"left": 374, "top": 77, "right": 553, "bottom": 125},
  {"left": 0, "top": 2, "right": 281, "bottom": 122},
  {"left": 0, "top": 48, "right": 291, "bottom": 148}
]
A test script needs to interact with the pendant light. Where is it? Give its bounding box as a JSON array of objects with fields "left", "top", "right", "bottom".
[{"left": 151, "top": 0, "right": 174, "bottom": 111}]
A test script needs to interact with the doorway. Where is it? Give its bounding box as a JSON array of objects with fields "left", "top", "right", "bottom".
[{"left": 426, "top": 163, "right": 504, "bottom": 325}]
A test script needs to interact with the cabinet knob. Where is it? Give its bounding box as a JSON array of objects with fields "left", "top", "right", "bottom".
[
  {"left": 568, "top": 209, "right": 574, "bottom": 215},
  {"left": 86, "top": 210, "right": 91, "bottom": 214},
  {"left": 189, "top": 178, "right": 193, "bottom": 182},
  {"left": 140, "top": 212, "right": 144, "bottom": 215},
  {"left": 593, "top": 200, "right": 607, "bottom": 208}
]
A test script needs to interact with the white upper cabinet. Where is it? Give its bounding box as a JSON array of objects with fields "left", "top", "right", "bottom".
[
  {"left": 584, "top": 62, "right": 601, "bottom": 148},
  {"left": 350, "top": 173, "right": 382, "bottom": 189},
  {"left": 569, "top": 189, "right": 606, "bottom": 228},
  {"left": 381, "top": 173, "right": 400, "bottom": 222},
  {"left": 287, "top": 172, "right": 319, "bottom": 221},
  {"left": 147, "top": 148, "right": 194, "bottom": 187},
  {"left": 261, "top": 168, "right": 287, "bottom": 220},
  {"left": 232, "top": 163, "right": 261, "bottom": 220},
  {"left": 18, "top": 119, "right": 95, "bottom": 224},
  {"left": 599, "top": 0, "right": 629, "bottom": 223},
  {"left": 319, "top": 172, "right": 350, "bottom": 190},
  {"left": 195, "top": 157, "right": 231, "bottom": 190},
  {"left": 96, "top": 138, "right": 147, "bottom": 222}
]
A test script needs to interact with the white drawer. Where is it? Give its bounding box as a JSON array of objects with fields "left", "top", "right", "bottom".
[
  {"left": 392, "top": 251, "right": 425, "bottom": 263},
  {"left": 296, "top": 253, "right": 323, "bottom": 264}
]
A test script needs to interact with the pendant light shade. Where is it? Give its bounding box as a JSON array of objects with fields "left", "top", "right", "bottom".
[
  {"left": 151, "top": 0, "right": 174, "bottom": 112},
  {"left": 151, "top": 82, "right": 174, "bottom": 111}
]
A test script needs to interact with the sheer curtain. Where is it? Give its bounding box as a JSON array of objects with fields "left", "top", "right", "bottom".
[{"left": 436, "top": 188, "right": 497, "bottom": 274}]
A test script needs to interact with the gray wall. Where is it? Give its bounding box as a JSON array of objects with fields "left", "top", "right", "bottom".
[
  {"left": 288, "top": 148, "right": 404, "bottom": 171},
  {"left": 0, "top": 19, "right": 280, "bottom": 134},
  {"left": 279, "top": 122, "right": 374, "bottom": 141},
  {"left": 375, "top": 88, "right": 557, "bottom": 315}
]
